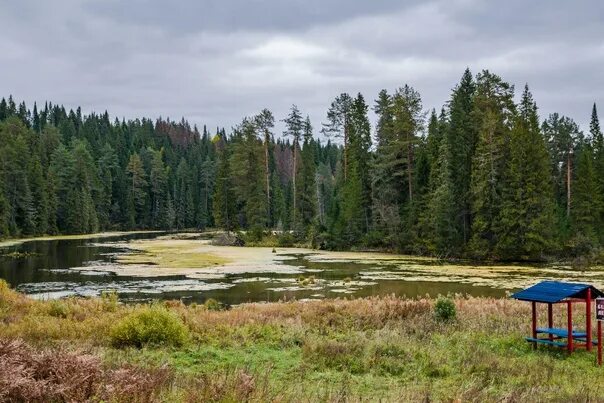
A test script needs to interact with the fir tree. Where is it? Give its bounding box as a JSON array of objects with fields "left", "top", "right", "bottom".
[
  {"left": 495, "top": 85, "right": 554, "bottom": 260},
  {"left": 297, "top": 117, "right": 317, "bottom": 229},
  {"left": 282, "top": 105, "right": 303, "bottom": 226},
  {"left": 446, "top": 68, "right": 476, "bottom": 244},
  {"left": 213, "top": 136, "right": 235, "bottom": 230},
  {"left": 349, "top": 93, "right": 372, "bottom": 232},
  {"left": 323, "top": 93, "right": 353, "bottom": 181},
  {"left": 255, "top": 109, "right": 274, "bottom": 226},
  {"left": 590, "top": 103, "right": 604, "bottom": 242},
  {"left": 572, "top": 144, "right": 601, "bottom": 253},
  {"left": 542, "top": 113, "right": 582, "bottom": 237},
  {"left": 126, "top": 153, "right": 148, "bottom": 228},
  {"left": 422, "top": 128, "right": 458, "bottom": 255},
  {"left": 469, "top": 70, "right": 516, "bottom": 258}
]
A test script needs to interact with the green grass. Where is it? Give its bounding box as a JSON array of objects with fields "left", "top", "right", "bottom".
[{"left": 2, "top": 279, "right": 604, "bottom": 401}]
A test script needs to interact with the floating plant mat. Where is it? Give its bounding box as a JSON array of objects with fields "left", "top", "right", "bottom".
[
  {"left": 73, "top": 234, "right": 604, "bottom": 292},
  {"left": 18, "top": 278, "right": 234, "bottom": 300},
  {"left": 2, "top": 231, "right": 603, "bottom": 303}
]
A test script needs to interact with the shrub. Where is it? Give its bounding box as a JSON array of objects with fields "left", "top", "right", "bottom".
[
  {"left": 369, "top": 343, "right": 410, "bottom": 375},
  {"left": 246, "top": 226, "right": 264, "bottom": 243},
  {"left": 0, "top": 337, "right": 170, "bottom": 402},
  {"left": 47, "top": 300, "right": 69, "bottom": 318},
  {"left": 101, "top": 290, "right": 119, "bottom": 312},
  {"left": 204, "top": 298, "right": 223, "bottom": 311},
  {"left": 277, "top": 232, "right": 294, "bottom": 247},
  {"left": 109, "top": 306, "right": 189, "bottom": 348},
  {"left": 302, "top": 338, "right": 367, "bottom": 374},
  {"left": 434, "top": 297, "right": 456, "bottom": 322}
]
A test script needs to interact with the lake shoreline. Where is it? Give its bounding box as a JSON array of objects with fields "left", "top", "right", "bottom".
[
  {"left": 1, "top": 229, "right": 597, "bottom": 269},
  {"left": 0, "top": 230, "right": 165, "bottom": 249},
  {"left": 3, "top": 231, "right": 603, "bottom": 303}
]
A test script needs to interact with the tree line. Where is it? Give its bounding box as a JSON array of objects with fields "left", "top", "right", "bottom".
[{"left": 0, "top": 68, "right": 602, "bottom": 261}]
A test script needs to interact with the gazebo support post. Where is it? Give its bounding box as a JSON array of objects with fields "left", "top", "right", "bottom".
[
  {"left": 567, "top": 300, "right": 573, "bottom": 353},
  {"left": 531, "top": 302, "right": 537, "bottom": 349},
  {"left": 587, "top": 288, "right": 592, "bottom": 351},
  {"left": 598, "top": 320, "right": 602, "bottom": 366},
  {"left": 547, "top": 303, "right": 553, "bottom": 342}
]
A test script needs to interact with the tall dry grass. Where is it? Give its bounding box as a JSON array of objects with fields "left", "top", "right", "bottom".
[
  {"left": 4, "top": 278, "right": 604, "bottom": 402},
  {"left": 0, "top": 338, "right": 170, "bottom": 402}
]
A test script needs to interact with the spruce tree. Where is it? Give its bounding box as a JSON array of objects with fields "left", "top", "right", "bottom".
[
  {"left": 349, "top": 93, "right": 372, "bottom": 232},
  {"left": 423, "top": 128, "right": 458, "bottom": 255},
  {"left": 229, "top": 118, "right": 266, "bottom": 230},
  {"left": 28, "top": 159, "right": 49, "bottom": 235},
  {"left": 282, "top": 105, "right": 303, "bottom": 226},
  {"left": 542, "top": 113, "right": 582, "bottom": 239},
  {"left": 71, "top": 140, "right": 99, "bottom": 233},
  {"left": 97, "top": 143, "right": 118, "bottom": 229},
  {"left": 149, "top": 148, "right": 169, "bottom": 229},
  {"left": 32, "top": 102, "right": 41, "bottom": 133},
  {"left": 446, "top": 68, "right": 476, "bottom": 243},
  {"left": 372, "top": 90, "right": 399, "bottom": 244},
  {"left": 572, "top": 144, "right": 601, "bottom": 253},
  {"left": 323, "top": 93, "right": 353, "bottom": 181},
  {"left": 0, "top": 118, "right": 35, "bottom": 235},
  {"left": 213, "top": 136, "right": 235, "bottom": 230},
  {"left": 297, "top": 116, "right": 317, "bottom": 229},
  {"left": 255, "top": 109, "right": 274, "bottom": 227},
  {"left": 469, "top": 70, "right": 516, "bottom": 258},
  {"left": 590, "top": 103, "right": 604, "bottom": 242},
  {"left": 126, "top": 153, "right": 148, "bottom": 228},
  {"left": 495, "top": 85, "right": 554, "bottom": 260}
]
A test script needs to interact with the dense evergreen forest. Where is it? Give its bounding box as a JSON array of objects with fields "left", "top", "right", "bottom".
[{"left": 1, "top": 68, "right": 603, "bottom": 261}]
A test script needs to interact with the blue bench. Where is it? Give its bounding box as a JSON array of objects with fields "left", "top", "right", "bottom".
[
  {"left": 525, "top": 337, "right": 567, "bottom": 347},
  {"left": 536, "top": 327, "right": 587, "bottom": 338},
  {"left": 527, "top": 328, "right": 599, "bottom": 347}
]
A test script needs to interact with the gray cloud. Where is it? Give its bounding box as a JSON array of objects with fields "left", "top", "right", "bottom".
[{"left": 0, "top": 0, "right": 602, "bottom": 136}]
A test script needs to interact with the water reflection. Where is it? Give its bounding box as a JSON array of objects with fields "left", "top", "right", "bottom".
[{"left": 0, "top": 233, "right": 508, "bottom": 304}]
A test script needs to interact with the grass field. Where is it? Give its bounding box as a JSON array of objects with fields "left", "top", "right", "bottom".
[{"left": 1, "top": 279, "right": 604, "bottom": 402}]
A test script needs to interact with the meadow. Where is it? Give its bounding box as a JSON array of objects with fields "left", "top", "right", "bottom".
[{"left": 2, "top": 279, "right": 604, "bottom": 402}]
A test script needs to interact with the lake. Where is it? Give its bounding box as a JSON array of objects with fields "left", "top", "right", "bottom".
[{"left": 0, "top": 232, "right": 600, "bottom": 305}]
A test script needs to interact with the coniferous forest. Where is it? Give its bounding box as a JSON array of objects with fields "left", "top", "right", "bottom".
[{"left": 1, "top": 68, "right": 603, "bottom": 261}]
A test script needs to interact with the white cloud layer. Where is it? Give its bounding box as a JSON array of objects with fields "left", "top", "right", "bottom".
[{"left": 1, "top": 0, "right": 602, "bottom": 135}]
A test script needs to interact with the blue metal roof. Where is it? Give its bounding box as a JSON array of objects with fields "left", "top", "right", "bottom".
[{"left": 511, "top": 281, "right": 604, "bottom": 303}]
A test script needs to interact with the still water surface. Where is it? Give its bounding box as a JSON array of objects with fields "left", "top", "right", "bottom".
[{"left": 0, "top": 232, "right": 516, "bottom": 304}]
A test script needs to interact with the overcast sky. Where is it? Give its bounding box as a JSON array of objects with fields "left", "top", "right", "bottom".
[{"left": 1, "top": 0, "right": 603, "bottom": 136}]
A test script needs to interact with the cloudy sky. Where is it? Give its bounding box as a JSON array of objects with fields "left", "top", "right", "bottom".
[{"left": 1, "top": 0, "right": 603, "bottom": 135}]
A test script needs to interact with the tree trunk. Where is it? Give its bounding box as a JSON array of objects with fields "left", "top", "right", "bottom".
[
  {"left": 566, "top": 151, "right": 572, "bottom": 218},
  {"left": 407, "top": 141, "right": 413, "bottom": 203},
  {"left": 264, "top": 130, "right": 271, "bottom": 226},
  {"left": 343, "top": 116, "right": 348, "bottom": 181},
  {"left": 292, "top": 140, "right": 297, "bottom": 226}
]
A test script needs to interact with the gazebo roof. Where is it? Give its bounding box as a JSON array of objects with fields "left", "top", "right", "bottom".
[{"left": 511, "top": 281, "right": 604, "bottom": 303}]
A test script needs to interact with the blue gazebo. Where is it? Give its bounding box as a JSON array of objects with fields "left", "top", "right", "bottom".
[{"left": 511, "top": 281, "right": 604, "bottom": 364}]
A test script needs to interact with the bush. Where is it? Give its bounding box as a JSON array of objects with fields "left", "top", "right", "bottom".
[
  {"left": 101, "top": 290, "right": 119, "bottom": 312},
  {"left": 204, "top": 298, "right": 223, "bottom": 311},
  {"left": 246, "top": 226, "right": 264, "bottom": 243},
  {"left": 302, "top": 338, "right": 367, "bottom": 374},
  {"left": 434, "top": 297, "right": 456, "bottom": 322},
  {"left": 0, "top": 338, "right": 170, "bottom": 402},
  {"left": 369, "top": 343, "right": 410, "bottom": 376},
  {"left": 277, "top": 232, "right": 294, "bottom": 247},
  {"left": 47, "top": 300, "right": 69, "bottom": 318},
  {"left": 109, "top": 306, "right": 189, "bottom": 348}
]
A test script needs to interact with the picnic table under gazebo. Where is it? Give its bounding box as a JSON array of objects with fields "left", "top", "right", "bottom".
[{"left": 511, "top": 280, "right": 604, "bottom": 365}]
